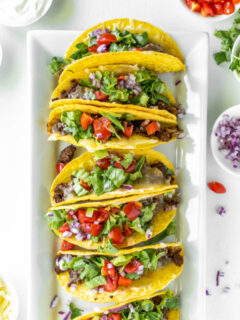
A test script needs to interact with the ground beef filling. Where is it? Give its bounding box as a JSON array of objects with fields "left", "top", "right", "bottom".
[
  {"left": 142, "top": 193, "right": 180, "bottom": 212},
  {"left": 51, "top": 115, "right": 181, "bottom": 142},
  {"left": 58, "top": 145, "right": 76, "bottom": 163}
]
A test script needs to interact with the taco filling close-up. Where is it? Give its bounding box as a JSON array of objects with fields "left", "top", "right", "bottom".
[
  {"left": 74, "top": 290, "right": 179, "bottom": 320},
  {"left": 47, "top": 191, "right": 179, "bottom": 248},
  {"left": 51, "top": 149, "right": 177, "bottom": 206},
  {"left": 47, "top": 105, "right": 182, "bottom": 150},
  {"left": 51, "top": 68, "right": 180, "bottom": 116},
  {"left": 55, "top": 243, "right": 184, "bottom": 302}
]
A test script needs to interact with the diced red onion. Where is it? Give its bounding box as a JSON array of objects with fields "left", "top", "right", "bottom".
[
  {"left": 136, "top": 265, "right": 144, "bottom": 275},
  {"left": 175, "top": 80, "right": 182, "bottom": 86},
  {"left": 96, "top": 133, "right": 103, "bottom": 139},
  {"left": 205, "top": 290, "right": 211, "bottom": 296},
  {"left": 47, "top": 212, "right": 53, "bottom": 217},
  {"left": 62, "top": 231, "right": 72, "bottom": 238},
  {"left": 215, "top": 114, "right": 240, "bottom": 168},
  {"left": 223, "top": 286, "right": 230, "bottom": 293},
  {"left": 91, "top": 288, "right": 98, "bottom": 294},
  {"left": 59, "top": 311, "right": 65, "bottom": 315},
  {"left": 110, "top": 305, "right": 129, "bottom": 313},
  {"left": 216, "top": 270, "right": 224, "bottom": 287},
  {"left": 99, "top": 287, "right": 104, "bottom": 293},
  {"left": 107, "top": 263, "right": 113, "bottom": 269},
  {"left": 101, "top": 316, "right": 108, "bottom": 320},
  {"left": 70, "top": 221, "right": 80, "bottom": 229},
  {"left": 94, "top": 221, "right": 100, "bottom": 225},
  {"left": 50, "top": 295, "right": 59, "bottom": 308},
  {"left": 87, "top": 234, "right": 91, "bottom": 239},
  {"left": 146, "top": 228, "right": 152, "bottom": 239},
  {"left": 119, "top": 270, "right": 126, "bottom": 277},
  {"left": 70, "top": 283, "right": 77, "bottom": 291},
  {"left": 104, "top": 182, "right": 110, "bottom": 189},
  {"left": 63, "top": 311, "right": 72, "bottom": 320},
  {"left": 75, "top": 233, "right": 87, "bottom": 241},
  {"left": 128, "top": 304, "right": 135, "bottom": 313},
  {"left": 97, "top": 44, "right": 107, "bottom": 53},
  {"left": 122, "top": 184, "right": 133, "bottom": 190},
  {"left": 217, "top": 206, "right": 226, "bottom": 216}
]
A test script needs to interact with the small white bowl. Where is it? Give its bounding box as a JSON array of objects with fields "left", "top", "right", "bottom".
[
  {"left": 0, "top": 0, "right": 53, "bottom": 27},
  {"left": 211, "top": 104, "right": 240, "bottom": 176},
  {"left": 179, "top": 0, "right": 240, "bottom": 22},
  {"left": 0, "top": 275, "right": 19, "bottom": 320},
  {"left": 231, "top": 34, "right": 240, "bottom": 82}
]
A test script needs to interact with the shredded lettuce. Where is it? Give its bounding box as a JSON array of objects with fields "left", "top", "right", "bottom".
[{"left": 47, "top": 56, "right": 71, "bottom": 74}]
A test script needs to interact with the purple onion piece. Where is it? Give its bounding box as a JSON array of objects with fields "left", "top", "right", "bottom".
[
  {"left": 59, "top": 311, "right": 65, "bottom": 315},
  {"left": 50, "top": 295, "right": 59, "bottom": 308},
  {"left": 175, "top": 80, "right": 182, "bottom": 86},
  {"left": 205, "top": 290, "right": 211, "bottom": 296},
  {"left": 110, "top": 304, "right": 129, "bottom": 313},
  {"left": 216, "top": 270, "right": 224, "bottom": 287},
  {"left": 122, "top": 184, "right": 133, "bottom": 190},
  {"left": 63, "top": 311, "right": 72, "bottom": 320},
  {"left": 217, "top": 206, "right": 226, "bottom": 216}
]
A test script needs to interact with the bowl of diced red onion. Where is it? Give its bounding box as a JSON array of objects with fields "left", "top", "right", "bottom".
[{"left": 211, "top": 105, "right": 240, "bottom": 175}]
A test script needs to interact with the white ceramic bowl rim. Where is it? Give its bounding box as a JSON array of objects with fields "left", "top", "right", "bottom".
[{"left": 211, "top": 104, "right": 240, "bottom": 176}]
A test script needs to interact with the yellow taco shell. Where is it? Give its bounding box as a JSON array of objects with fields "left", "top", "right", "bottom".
[
  {"left": 74, "top": 290, "right": 179, "bottom": 320},
  {"left": 50, "top": 64, "right": 177, "bottom": 117},
  {"left": 59, "top": 51, "right": 185, "bottom": 83},
  {"left": 50, "top": 149, "right": 178, "bottom": 207},
  {"left": 66, "top": 18, "right": 184, "bottom": 63},
  {"left": 47, "top": 104, "right": 178, "bottom": 151},
  {"left": 49, "top": 191, "right": 176, "bottom": 249},
  {"left": 56, "top": 243, "right": 184, "bottom": 303}
]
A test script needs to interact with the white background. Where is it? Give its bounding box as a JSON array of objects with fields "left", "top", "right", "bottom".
[{"left": 0, "top": 0, "right": 239, "bottom": 319}]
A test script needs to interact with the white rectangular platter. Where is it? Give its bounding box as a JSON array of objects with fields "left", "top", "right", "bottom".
[{"left": 28, "top": 30, "right": 208, "bottom": 320}]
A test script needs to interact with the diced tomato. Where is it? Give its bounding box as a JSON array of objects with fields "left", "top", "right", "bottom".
[
  {"left": 101, "top": 259, "right": 116, "bottom": 277},
  {"left": 104, "top": 274, "right": 119, "bottom": 292},
  {"left": 95, "top": 91, "right": 109, "bottom": 101},
  {"left": 191, "top": 1, "right": 202, "bottom": 12},
  {"left": 118, "top": 276, "right": 132, "bottom": 286},
  {"left": 91, "top": 223, "right": 103, "bottom": 236},
  {"left": 108, "top": 314, "right": 121, "bottom": 320},
  {"left": 93, "top": 116, "right": 112, "bottom": 141},
  {"left": 97, "top": 157, "right": 111, "bottom": 170},
  {"left": 117, "top": 75, "right": 125, "bottom": 81},
  {"left": 123, "top": 121, "right": 134, "bottom": 138},
  {"left": 114, "top": 162, "right": 124, "bottom": 170},
  {"left": 80, "top": 223, "right": 92, "bottom": 234},
  {"left": 125, "top": 160, "right": 137, "bottom": 173},
  {"left": 59, "top": 222, "right": 70, "bottom": 233},
  {"left": 123, "top": 223, "right": 133, "bottom": 236},
  {"left": 56, "top": 162, "right": 66, "bottom": 174},
  {"left": 87, "top": 45, "right": 98, "bottom": 52},
  {"left": 78, "top": 209, "right": 99, "bottom": 223},
  {"left": 132, "top": 48, "right": 144, "bottom": 51},
  {"left": 208, "top": 181, "right": 226, "bottom": 193},
  {"left": 124, "top": 259, "right": 142, "bottom": 274},
  {"left": 81, "top": 112, "right": 93, "bottom": 130},
  {"left": 233, "top": 0, "right": 240, "bottom": 4},
  {"left": 212, "top": 2, "right": 224, "bottom": 14},
  {"left": 123, "top": 202, "right": 142, "bottom": 221},
  {"left": 145, "top": 121, "right": 159, "bottom": 135},
  {"left": 60, "top": 240, "right": 75, "bottom": 251},
  {"left": 201, "top": 2, "right": 214, "bottom": 16},
  {"left": 97, "top": 33, "right": 117, "bottom": 46},
  {"left": 108, "top": 227, "right": 125, "bottom": 244},
  {"left": 80, "top": 179, "right": 91, "bottom": 191},
  {"left": 223, "top": 1, "right": 235, "bottom": 14},
  {"left": 66, "top": 210, "right": 78, "bottom": 220},
  {"left": 110, "top": 207, "right": 121, "bottom": 214},
  {"left": 97, "top": 208, "right": 110, "bottom": 222},
  {"left": 77, "top": 209, "right": 87, "bottom": 223}
]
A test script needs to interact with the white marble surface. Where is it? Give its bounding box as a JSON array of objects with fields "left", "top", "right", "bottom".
[{"left": 0, "top": 0, "right": 239, "bottom": 319}]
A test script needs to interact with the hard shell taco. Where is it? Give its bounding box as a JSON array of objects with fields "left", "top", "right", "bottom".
[
  {"left": 66, "top": 18, "right": 184, "bottom": 62},
  {"left": 46, "top": 190, "right": 179, "bottom": 249},
  {"left": 50, "top": 65, "right": 181, "bottom": 119},
  {"left": 58, "top": 50, "right": 185, "bottom": 84},
  {"left": 47, "top": 104, "right": 183, "bottom": 151},
  {"left": 55, "top": 243, "right": 184, "bottom": 303},
  {"left": 74, "top": 290, "right": 179, "bottom": 320},
  {"left": 50, "top": 149, "right": 178, "bottom": 207}
]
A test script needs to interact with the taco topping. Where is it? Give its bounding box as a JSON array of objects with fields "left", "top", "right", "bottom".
[
  {"left": 55, "top": 247, "right": 183, "bottom": 292},
  {"left": 84, "top": 290, "right": 178, "bottom": 320},
  {"left": 51, "top": 110, "right": 182, "bottom": 143},
  {"left": 48, "top": 29, "right": 165, "bottom": 74},
  {"left": 53, "top": 151, "right": 175, "bottom": 203},
  {"left": 47, "top": 193, "right": 179, "bottom": 244},
  {"left": 53, "top": 68, "right": 179, "bottom": 114}
]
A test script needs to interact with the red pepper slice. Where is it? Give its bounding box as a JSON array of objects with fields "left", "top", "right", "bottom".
[
  {"left": 123, "top": 202, "right": 142, "bottom": 221},
  {"left": 124, "top": 259, "right": 142, "bottom": 274},
  {"left": 208, "top": 181, "right": 226, "bottom": 194},
  {"left": 56, "top": 162, "right": 66, "bottom": 174},
  {"left": 123, "top": 121, "right": 134, "bottom": 138},
  {"left": 81, "top": 112, "right": 94, "bottom": 130},
  {"left": 60, "top": 240, "right": 75, "bottom": 251},
  {"left": 118, "top": 276, "right": 132, "bottom": 286},
  {"left": 145, "top": 121, "right": 159, "bottom": 135},
  {"left": 97, "top": 33, "right": 117, "bottom": 46}
]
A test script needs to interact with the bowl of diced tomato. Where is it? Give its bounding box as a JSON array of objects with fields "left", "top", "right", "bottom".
[{"left": 181, "top": 0, "right": 240, "bottom": 20}]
